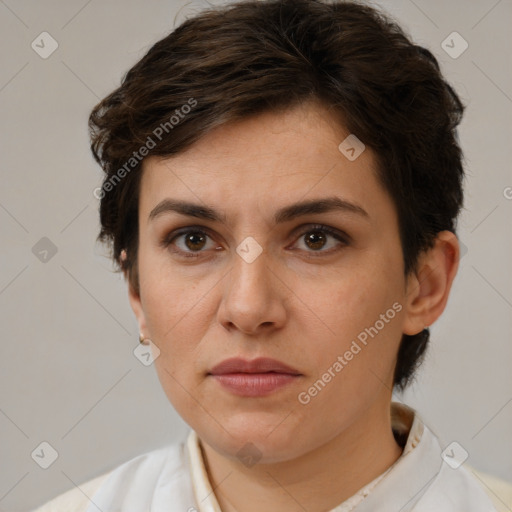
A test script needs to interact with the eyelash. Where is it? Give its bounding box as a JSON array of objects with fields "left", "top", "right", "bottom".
[{"left": 161, "top": 224, "right": 350, "bottom": 259}]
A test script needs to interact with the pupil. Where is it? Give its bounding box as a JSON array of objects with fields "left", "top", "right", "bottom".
[
  {"left": 186, "top": 232, "right": 205, "bottom": 251},
  {"left": 306, "top": 231, "right": 326, "bottom": 250}
]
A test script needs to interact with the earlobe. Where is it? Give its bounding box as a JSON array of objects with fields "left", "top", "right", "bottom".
[{"left": 402, "top": 231, "right": 460, "bottom": 335}]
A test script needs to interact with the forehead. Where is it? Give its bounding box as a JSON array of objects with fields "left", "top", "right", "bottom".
[{"left": 139, "top": 102, "right": 392, "bottom": 225}]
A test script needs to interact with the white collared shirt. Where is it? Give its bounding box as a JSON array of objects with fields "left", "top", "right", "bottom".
[{"left": 33, "top": 402, "right": 499, "bottom": 512}]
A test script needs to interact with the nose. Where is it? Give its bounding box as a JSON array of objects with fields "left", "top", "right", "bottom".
[{"left": 217, "top": 248, "right": 287, "bottom": 336}]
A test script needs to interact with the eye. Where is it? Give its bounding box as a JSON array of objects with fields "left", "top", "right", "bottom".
[
  {"left": 291, "top": 224, "right": 349, "bottom": 256},
  {"left": 162, "top": 227, "right": 219, "bottom": 258},
  {"left": 162, "top": 224, "right": 349, "bottom": 259}
]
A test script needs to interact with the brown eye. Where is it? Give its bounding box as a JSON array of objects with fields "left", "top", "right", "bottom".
[
  {"left": 293, "top": 224, "right": 349, "bottom": 256},
  {"left": 183, "top": 231, "right": 208, "bottom": 251},
  {"left": 163, "top": 228, "right": 218, "bottom": 258},
  {"left": 304, "top": 230, "right": 328, "bottom": 250}
]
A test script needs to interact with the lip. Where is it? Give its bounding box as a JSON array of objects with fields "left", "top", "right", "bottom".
[
  {"left": 209, "top": 357, "right": 301, "bottom": 375},
  {"left": 208, "top": 357, "right": 302, "bottom": 397}
]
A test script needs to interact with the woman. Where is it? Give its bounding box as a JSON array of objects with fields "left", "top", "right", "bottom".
[{"left": 33, "top": 0, "right": 504, "bottom": 510}]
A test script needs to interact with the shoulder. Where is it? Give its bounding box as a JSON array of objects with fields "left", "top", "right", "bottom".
[
  {"left": 413, "top": 461, "right": 506, "bottom": 511},
  {"left": 31, "top": 471, "right": 112, "bottom": 512},
  {"left": 469, "top": 467, "right": 512, "bottom": 512},
  {"left": 31, "top": 442, "right": 185, "bottom": 512},
  {"left": 388, "top": 406, "right": 508, "bottom": 512}
]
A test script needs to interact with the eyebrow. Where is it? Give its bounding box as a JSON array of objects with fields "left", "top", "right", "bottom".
[{"left": 148, "top": 196, "right": 369, "bottom": 225}]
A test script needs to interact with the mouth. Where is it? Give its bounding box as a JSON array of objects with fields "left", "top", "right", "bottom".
[{"left": 207, "top": 357, "right": 303, "bottom": 397}]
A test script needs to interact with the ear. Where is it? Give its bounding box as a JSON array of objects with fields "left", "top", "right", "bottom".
[
  {"left": 121, "top": 250, "right": 148, "bottom": 338},
  {"left": 402, "top": 231, "right": 460, "bottom": 336}
]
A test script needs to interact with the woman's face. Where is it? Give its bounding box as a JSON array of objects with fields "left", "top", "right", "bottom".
[{"left": 130, "top": 101, "right": 411, "bottom": 463}]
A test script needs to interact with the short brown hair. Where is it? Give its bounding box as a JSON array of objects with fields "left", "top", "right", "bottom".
[{"left": 89, "top": 0, "right": 465, "bottom": 390}]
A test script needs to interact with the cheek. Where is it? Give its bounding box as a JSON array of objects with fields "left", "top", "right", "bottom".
[
  {"left": 139, "top": 265, "right": 202, "bottom": 371},
  {"left": 144, "top": 277, "right": 208, "bottom": 415},
  {"left": 140, "top": 247, "right": 205, "bottom": 334},
  {"left": 302, "top": 260, "right": 404, "bottom": 384},
  {"left": 310, "top": 267, "right": 396, "bottom": 339}
]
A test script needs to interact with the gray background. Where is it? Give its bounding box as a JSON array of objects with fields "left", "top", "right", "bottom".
[{"left": 0, "top": 0, "right": 511, "bottom": 510}]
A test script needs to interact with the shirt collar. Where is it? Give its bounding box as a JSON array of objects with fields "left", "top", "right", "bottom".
[{"left": 185, "top": 402, "right": 431, "bottom": 512}]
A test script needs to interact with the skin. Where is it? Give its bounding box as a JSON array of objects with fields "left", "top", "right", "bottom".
[{"left": 126, "top": 100, "right": 459, "bottom": 512}]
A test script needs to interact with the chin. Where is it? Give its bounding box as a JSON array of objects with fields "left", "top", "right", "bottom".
[{"left": 197, "top": 411, "right": 311, "bottom": 464}]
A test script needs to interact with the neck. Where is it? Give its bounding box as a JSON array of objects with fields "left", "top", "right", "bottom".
[{"left": 199, "top": 399, "right": 403, "bottom": 512}]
